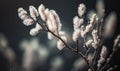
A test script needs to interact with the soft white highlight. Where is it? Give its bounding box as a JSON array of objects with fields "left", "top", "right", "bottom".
[
  {"left": 57, "top": 36, "right": 67, "bottom": 50},
  {"left": 73, "top": 16, "right": 84, "bottom": 30},
  {"left": 85, "top": 39, "right": 93, "bottom": 47},
  {"left": 29, "top": 5, "right": 39, "bottom": 21},
  {"left": 38, "top": 4, "right": 47, "bottom": 21},
  {"left": 72, "top": 29, "right": 81, "bottom": 42},
  {"left": 23, "top": 18, "right": 34, "bottom": 26},
  {"left": 78, "top": 3, "right": 86, "bottom": 17},
  {"left": 18, "top": 8, "right": 28, "bottom": 20},
  {"left": 97, "top": 46, "right": 107, "bottom": 67}
]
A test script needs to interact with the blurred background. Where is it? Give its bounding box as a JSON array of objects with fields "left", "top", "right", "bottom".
[{"left": 0, "top": 0, "right": 120, "bottom": 71}]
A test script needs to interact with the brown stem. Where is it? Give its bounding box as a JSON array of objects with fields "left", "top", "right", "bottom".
[{"left": 85, "top": 47, "right": 91, "bottom": 57}]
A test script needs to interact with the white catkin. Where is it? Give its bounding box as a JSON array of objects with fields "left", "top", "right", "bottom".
[
  {"left": 80, "top": 25, "right": 86, "bottom": 38},
  {"left": 91, "top": 30, "right": 100, "bottom": 49},
  {"left": 35, "top": 23, "right": 42, "bottom": 30},
  {"left": 18, "top": 8, "right": 28, "bottom": 20},
  {"left": 51, "top": 10, "right": 62, "bottom": 31},
  {"left": 100, "top": 46, "right": 107, "bottom": 58},
  {"left": 81, "top": 31, "right": 86, "bottom": 38},
  {"left": 49, "top": 12, "right": 57, "bottom": 31},
  {"left": 73, "top": 16, "right": 79, "bottom": 24},
  {"left": 18, "top": 7, "right": 24, "bottom": 12},
  {"left": 85, "top": 24, "right": 93, "bottom": 33},
  {"left": 50, "top": 10, "right": 61, "bottom": 31},
  {"left": 72, "top": 29, "right": 81, "bottom": 42},
  {"left": 20, "top": 15, "right": 29, "bottom": 20},
  {"left": 78, "top": 3, "right": 86, "bottom": 17},
  {"left": 98, "top": 57, "right": 105, "bottom": 64},
  {"left": 73, "top": 16, "right": 79, "bottom": 26},
  {"left": 97, "top": 46, "right": 107, "bottom": 67},
  {"left": 90, "top": 14, "right": 99, "bottom": 25},
  {"left": 48, "top": 32, "right": 54, "bottom": 40},
  {"left": 92, "top": 43, "right": 98, "bottom": 49},
  {"left": 57, "top": 36, "right": 67, "bottom": 50},
  {"left": 85, "top": 39, "right": 93, "bottom": 47},
  {"left": 23, "top": 18, "right": 34, "bottom": 26},
  {"left": 46, "top": 19, "right": 55, "bottom": 32},
  {"left": 59, "top": 31, "right": 65, "bottom": 36},
  {"left": 57, "top": 40, "right": 65, "bottom": 50},
  {"left": 18, "top": 10, "right": 27, "bottom": 18},
  {"left": 44, "top": 8, "right": 49, "bottom": 16},
  {"left": 38, "top": 4, "right": 47, "bottom": 21},
  {"left": 92, "top": 29, "right": 98, "bottom": 43},
  {"left": 29, "top": 5, "right": 39, "bottom": 21},
  {"left": 78, "top": 18, "right": 84, "bottom": 27},
  {"left": 73, "top": 16, "right": 84, "bottom": 30},
  {"left": 29, "top": 28, "right": 39, "bottom": 36}
]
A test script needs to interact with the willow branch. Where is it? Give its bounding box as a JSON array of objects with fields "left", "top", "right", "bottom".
[{"left": 46, "top": 28, "right": 95, "bottom": 71}]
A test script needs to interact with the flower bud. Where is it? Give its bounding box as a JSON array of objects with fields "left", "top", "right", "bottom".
[
  {"left": 85, "top": 39, "right": 93, "bottom": 47},
  {"left": 29, "top": 5, "right": 39, "bottom": 20},
  {"left": 100, "top": 46, "right": 107, "bottom": 58},
  {"left": 48, "top": 32, "right": 54, "bottom": 40},
  {"left": 18, "top": 8, "right": 28, "bottom": 20},
  {"left": 59, "top": 31, "right": 65, "bottom": 36},
  {"left": 90, "top": 14, "right": 99, "bottom": 25},
  {"left": 73, "top": 16, "right": 84, "bottom": 30},
  {"left": 35, "top": 23, "right": 42, "bottom": 30},
  {"left": 85, "top": 24, "right": 93, "bottom": 33},
  {"left": 46, "top": 19, "right": 55, "bottom": 32},
  {"left": 78, "top": 3, "right": 86, "bottom": 17},
  {"left": 72, "top": 29, "right": 81, "bottom": 42},
  {"left": 57, "top": 36, "right": 67, "bottom": 50},
  {"left": 92, "top": 42, "right": 98, "bottom": 49},
  {"left": 38, "top": 4, "right": 47, "bottom": 21},
  {"left": 50, "top": 10, "right": 62, "bottom": 32},
  {"left": 29, "top": 28, "right": 39, "bottom": 36},
  {"left": 23, "top": 18, "right": 34, "bottom": 26}
]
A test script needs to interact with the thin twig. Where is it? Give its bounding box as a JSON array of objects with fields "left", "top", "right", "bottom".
[
  {"left": 76, "top": 39, "right": 79, "bottom": 52},
  {"left": 92, "top": 48, "right": 99, "bottom": 67},
  {"left": 83, "top": 37, "right": 89, "bottom": 50},
  {"left": 85, "top": 47, "right": 91, "bottom": 57}
]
